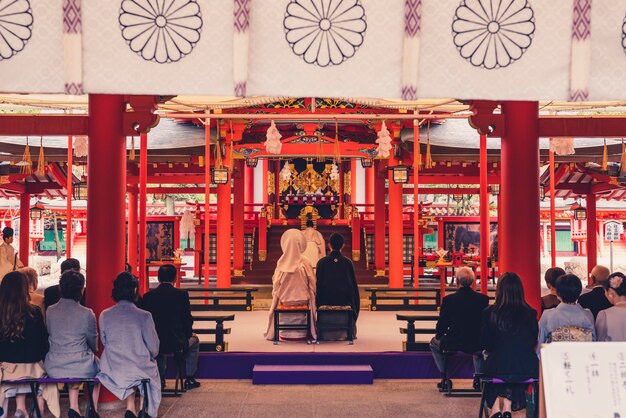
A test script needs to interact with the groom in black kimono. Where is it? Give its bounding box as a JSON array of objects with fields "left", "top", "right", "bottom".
[{"left": 315, "top": 233, "right": 360, "bottom": 323}]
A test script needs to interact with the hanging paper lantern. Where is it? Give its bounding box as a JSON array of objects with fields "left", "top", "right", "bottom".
[
  {"left": 375, "top": 121, "right": 393, "bottom": 158},
  {"left": 74, "top": 136, "right": 88, "bottom": 157},
  {"left": 280, "top": 161, "right": 292, "bottom": 181},
  {"left": 549, "top": 138, "right": 575, "bottom": 156},
  {"left": 264, "top": 120, "right": 282, "bottom": 154}
]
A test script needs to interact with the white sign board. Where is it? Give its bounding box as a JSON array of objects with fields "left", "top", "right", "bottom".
[
  {"left": 541, "top": 342, "right": 626, "bottom": 418},
  {"left": 605, "top": 221, "right": 624, "bottom": 242}
]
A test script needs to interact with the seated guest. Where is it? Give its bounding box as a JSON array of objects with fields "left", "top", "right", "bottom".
[
  {"left": 578, "top": 265, "right": 612, "bottom": 319},
  {"left": 264, "top": 229, "right": 317, "bottom": 341},
  {"left": 315, "top": 233, "right": 360, "bottom": 339},
  {"left": 18, "top": 266, "right": 45, "bottom": 314},
  {"left": 98, "top": 273, "right": 161, "bottom": 418},
  {"left": 141, "top": 264, "right": 200, "bottom": 390},
  {"left": 44, "top": 258, "right": 83, "bottom": 309},
  {"left": 538, "top": 274, "right": 595, "bottom": 346},
  {"left": 541, "top": 267, "right": 565, "bottom": 312},
  {"left": 45, "top": 270, "right": 100, "bottom": 418},
  {"left": 0, "top": 272, "right": 59, "bottom": 418},
  {"left": 430, "top": 267, "right": 489, "bottom": 389},
  {"left": 596, "top": 272, "right": 626, "bottom": 341},
  {"left": 302, "top": 220, "right": 325, "bottom": 268},
  {"left": 481, "top": 272, "right": 538, "bottom": 417}
]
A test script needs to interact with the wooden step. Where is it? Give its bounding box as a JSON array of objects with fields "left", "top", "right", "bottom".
[{"left": 252, "top": 365, "right": 373, "bottom": 385}]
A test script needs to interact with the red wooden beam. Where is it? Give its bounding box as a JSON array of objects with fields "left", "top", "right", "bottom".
[
  {"left": 127, "top": 175, "right": 206, "bottom": 184},
  {"left": 0, "top": 115, "right": 89, "bottom": 136},
  {"left": 538, "top": 116, "right": 626, "bottom": 138},
  {"left": 410, "top": 175, "right": 500, "bottom": 184}
]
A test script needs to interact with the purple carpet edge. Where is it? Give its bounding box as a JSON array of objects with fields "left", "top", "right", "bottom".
[{"left": 167, "top": 352, "right": 475, "bottom": 380}]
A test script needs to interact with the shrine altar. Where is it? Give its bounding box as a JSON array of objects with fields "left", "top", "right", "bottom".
[{"left": 281, "top": 194, "right": 339, "bottom": 220}]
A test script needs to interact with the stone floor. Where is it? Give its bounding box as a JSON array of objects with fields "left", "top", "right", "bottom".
[{"left": 5, "top": 380, "right": 529, "bottom": 418}]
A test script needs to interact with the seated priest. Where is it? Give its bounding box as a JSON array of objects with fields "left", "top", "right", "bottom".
[
  {"left": 302, "top": 220, "right": 325, "bottom": 268},
  {"left": 430, "top": 267, "right": 489, "bottom": 390},
  {"left": 264, "top": 229, "right": 317, "bottom": 342},
  {"left": 315, "top": 233, "right": 360, "bottom": 340}
]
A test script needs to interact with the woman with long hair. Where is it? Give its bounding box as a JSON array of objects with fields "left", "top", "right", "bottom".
[
  {"left": 0, "top": 271, "right": 59, "bottom": 418},
  {"left": 481, "top": 272, "right": 539, "bottom": 418}
]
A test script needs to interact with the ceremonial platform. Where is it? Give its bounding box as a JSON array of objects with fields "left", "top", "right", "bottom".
[{"left": 187, "top": 310, "right": 475, "bottom": 381}]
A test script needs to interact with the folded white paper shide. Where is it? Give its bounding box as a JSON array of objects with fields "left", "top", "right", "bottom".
[{"left": 541, "top": 342, "right": 626, "bottom": 418}]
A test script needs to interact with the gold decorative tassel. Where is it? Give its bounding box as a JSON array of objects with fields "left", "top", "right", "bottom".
[
  {"left": 425, "top": 121, "right": 434, "bottom": 169},
  {"left": 601, "top": 139, "right": 608, "bottom": 171},
  {"left": 619, "top": 138, "right": 626, "bottom": 177},
  {"left": 129, "top": 136, "right": 136, "bottom": 161},
  {"left": 20, "top": 137, "right": 32, "bottom": 174},
  {"left": 317, "top": 122, "right": 324, "bottom": 162},
  {"left": 35, "top": 137, "right": 45, "bottom": 176},
  {"left": 335, "top": 120, "right": 341, "bottom": 163},
  {"left": 415, "top": 119, "right": 422, "bottom": 172}
]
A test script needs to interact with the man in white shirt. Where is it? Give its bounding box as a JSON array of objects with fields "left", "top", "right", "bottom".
[{"left": 0, "top": 227, "right": 23, "bottom": 279}]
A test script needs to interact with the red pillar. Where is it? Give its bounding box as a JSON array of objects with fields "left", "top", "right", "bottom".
[
  {"left": 388, "top": 157, "right": 403, "bottom": 288},
  {"left": 262, "top": 159, "right": 269, "bottom": 205},
  {"left": 586, "top": 194, "right": 597, "bottom": 276},
  {"left": 365, "top": 161, "right": 374, "bottom": 221},
  {"left": 549, "top": 150, "right": 557, "bottom": 267},
  {"left": 87, "top": 94, "right": 125, "bottom": 403},
  {"left": 217, "top": 143, "right": 232, "bottom": 287},
  {"left": 204, "top": 119, "right": 211, "bottom": 287},
  {"left": 233, "top": 160, "right": 245, "bottom": 275},
  {"left": 139, "top": 133, "right": 148, "bottom": 294},
  {"left": 66, "top": 136, "right": 73, "bottom": 258},
  {"left": 413, "top": 118, "right": 420, "bottom": 286},
  {"left": 497, "top": 191, "right": 504, "bottom": 274},
  {"left": 127, "top": 187, "right": 138, "bottom": 275},
  {"left": 479, "top": 134, "right": 490, "bottom": 294},
  {"left": 501, "top": 101, "right": 541, "bottom": 312},
  {"left": 374, "top": 161, "right": 386, "bottom": 275},
  {"left": 19, "top": 193, "right": 30, "bottom": 266},
  {"left": 244, "top": 164, "right": 254, "bottom": 217}
]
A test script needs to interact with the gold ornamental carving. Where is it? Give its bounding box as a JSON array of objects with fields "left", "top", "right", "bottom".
[
  {"left": 352, "top": 250, "right": 360, "bottom": 262},
  {"left": 268, "top": 172, "right": 275, "bottom": 195},
  {"left": 298, "top": 206, "right": 320, "bottom": 228},
  {"left": 259, "top": 250, "right": 267, "bottom": 262},
  {"left": 344, "top": 172, "right": 351, "bottom": 195}
]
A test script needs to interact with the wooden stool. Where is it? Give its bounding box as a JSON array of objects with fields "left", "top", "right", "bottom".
[
  {"left": 273, "top": 304, "right": 311, "bottom": 345},
  {"left": 316, "top": 305, "right": 354, "bottom": 344}
]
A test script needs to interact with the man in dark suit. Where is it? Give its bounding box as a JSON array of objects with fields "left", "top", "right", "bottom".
[
  {"left": 141, "top": 264, "right": 200, "bottom": 390},
  {"left": 44, "top": 258, "right": 83, "bottom": 309},
  {"left": 578, "top": 264, "right": 612, "bottom": 319},
  {"left": 430, "top": 267, "right": 489, "bottom": 389}
]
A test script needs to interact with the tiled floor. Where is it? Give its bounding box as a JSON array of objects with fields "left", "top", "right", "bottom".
[{"left": 6, "top": 380, "right": 528, "bottom": 417}]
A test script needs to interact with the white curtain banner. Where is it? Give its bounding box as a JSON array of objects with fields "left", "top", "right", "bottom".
[
  {"left": 417, "top": 0, "right": 573, "bottom": 101},
  {"left": 0, "top": 0, "right": 65, "bottom": 93},
  {"left": 588, "top": 0, "right": 626, "bottom": 100},
  {"left": 247, "top": 0, "right": 405, "bottom": 98},
  {"left": 82, "top": 0, "right": 235, "bottom": 95}
]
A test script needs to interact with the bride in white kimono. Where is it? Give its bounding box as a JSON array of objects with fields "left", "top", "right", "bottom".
[
  {"left": 302, "top": 220, "right": 325, "bottom": 269},
  {"left": 264, "top": 229, "right": 317, "bottom": 342}
]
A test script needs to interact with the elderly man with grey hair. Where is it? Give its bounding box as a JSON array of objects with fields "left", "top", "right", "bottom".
[{"left": 430, "top": 267, "right": 489, "bottom": 390}]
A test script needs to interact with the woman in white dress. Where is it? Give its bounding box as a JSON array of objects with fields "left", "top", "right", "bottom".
[
  {"left": 302, "top": 220, "right": 325, "bottom": 269},
  {"left": 264, "top": 229, "right": 317, "bottom": 342},
  {"left": 596, "top": 272, "right": 626, "bottom": 341}
]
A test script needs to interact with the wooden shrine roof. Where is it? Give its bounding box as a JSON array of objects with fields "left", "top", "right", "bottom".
[{"left": 540, "top": 163, "right": 626, "bottom": 201}]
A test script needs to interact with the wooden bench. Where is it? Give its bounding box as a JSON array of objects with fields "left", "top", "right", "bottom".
[
  {"left": 0, "top": 378, "right": 149, "bottom": 418},
  {"left": 365, "top": 287, "right": 442, "bottom": 311},
  {"left": 193, "top": 314, "right": 235, "bottom": 352},
  {"left": 187, "top": 287, "right": 258, "bottom": 311},
  {"left": 396, "top": 313, "right": 437, "bottom": 352}
]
